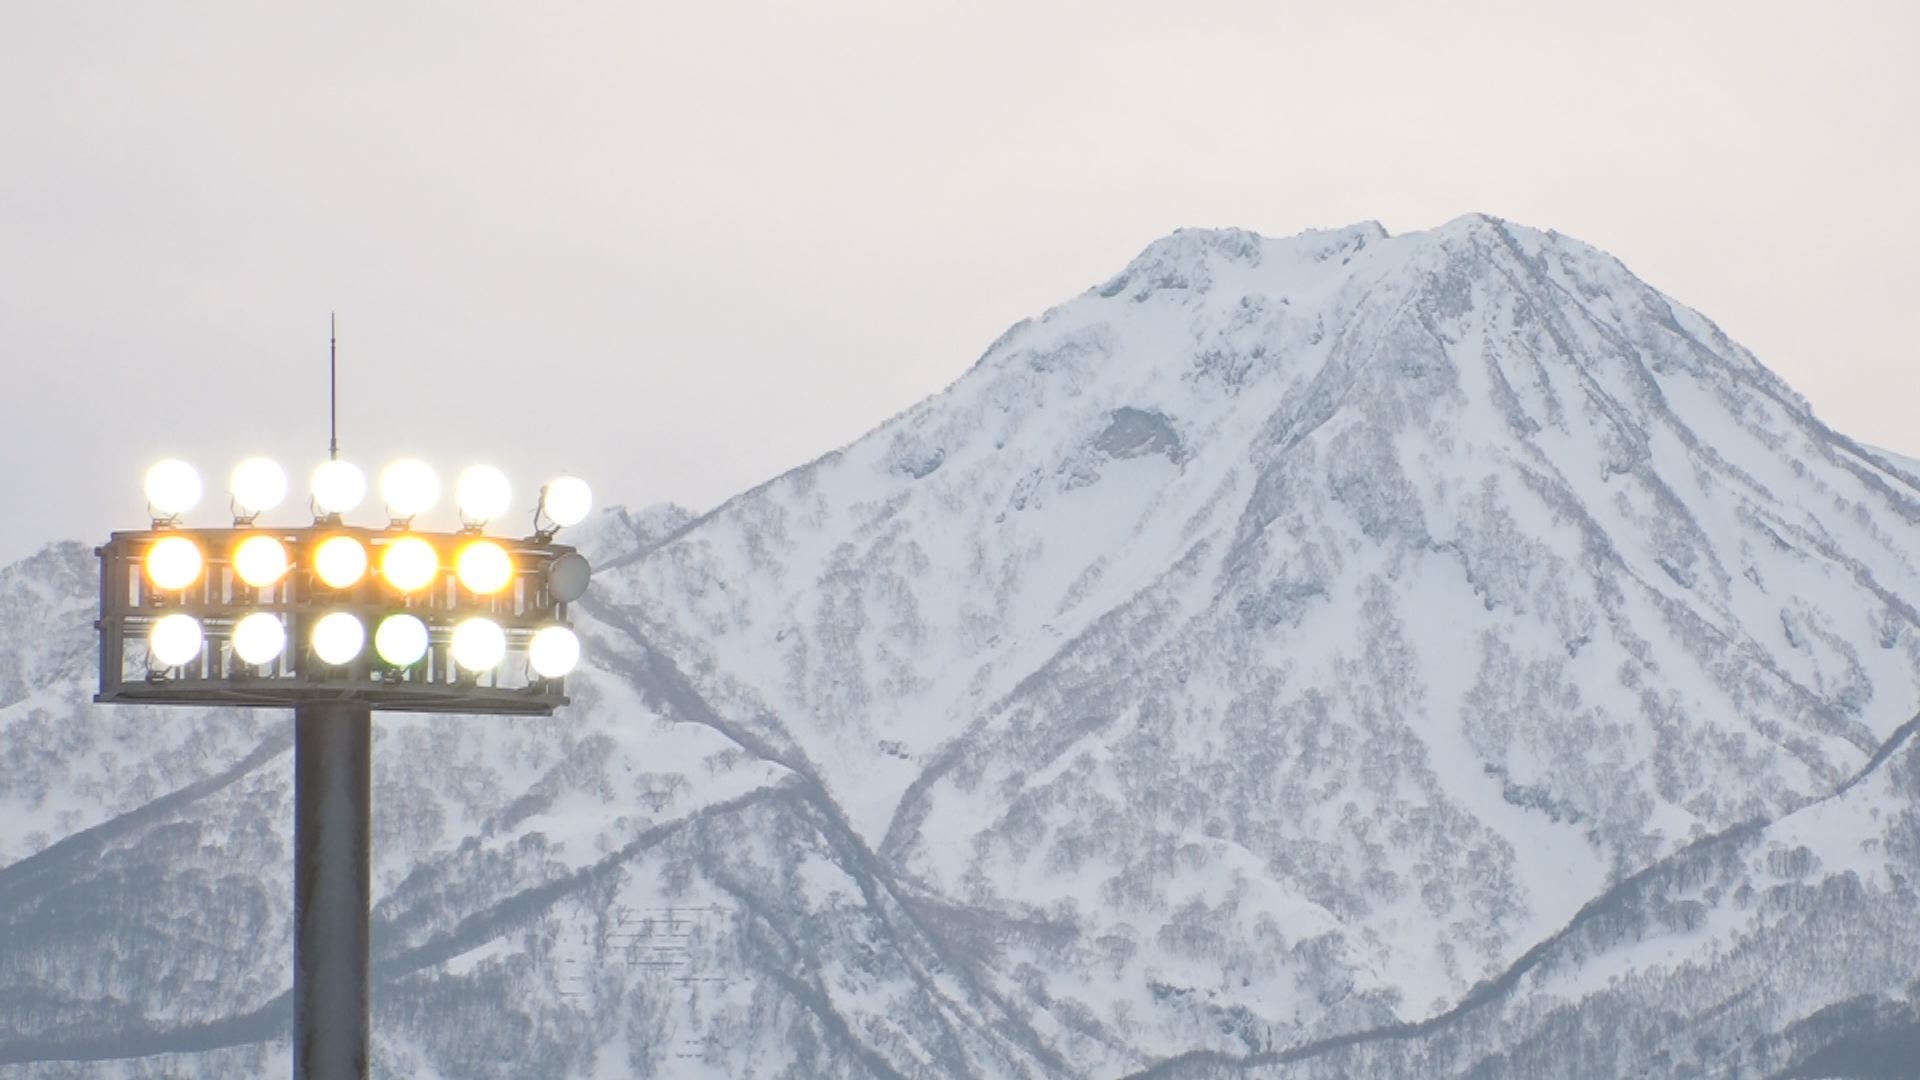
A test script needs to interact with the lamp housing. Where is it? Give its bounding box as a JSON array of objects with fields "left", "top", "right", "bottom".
[{"left": 96, "top": 525, "right": 586, "bottom": 715}]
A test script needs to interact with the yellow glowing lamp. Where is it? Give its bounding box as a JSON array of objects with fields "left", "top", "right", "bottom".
[
  {"left": 145, "top": 535, "right": 204, "bottom": 591},
  {"left": 313, "top": 535, "right": 370, "bottom": 589},
  {"left": 455, "top": 540, "right": 514, "bottom": 595},
  {"left": 232, "top": 534, "right": 291, "bottom": 588},
  {"left": 381, "top": 535, "right": 440, "bottom": 593}
]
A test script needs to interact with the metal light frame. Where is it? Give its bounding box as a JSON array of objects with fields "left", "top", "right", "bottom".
[{"left": 97, "top": 526, "right": 580, "bottom": 715}]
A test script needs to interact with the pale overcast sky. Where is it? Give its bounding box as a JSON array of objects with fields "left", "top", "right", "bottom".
[{"left": 2, "top": 2, "right": 1915, "bottom": 564}]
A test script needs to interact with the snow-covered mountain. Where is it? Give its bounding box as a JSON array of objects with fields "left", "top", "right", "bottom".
[{"left": 4, "top": 215, "right": 1919, "bottom": 1078}]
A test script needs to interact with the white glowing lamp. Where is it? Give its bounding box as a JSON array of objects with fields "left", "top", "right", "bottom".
[
  {"left": 374, "top": 614, "right": 429, "bottom": 667},
  {"left": 230, "top": 458, "right": 289, "bottom": 518},
  {"left": 148, "top": 613, "right": 204, "bottom": 667},
  {"left": 144, "top": 459, "right": 202, "bottom": 519},
  {"left": 456, "top": 465, "right": 512, "bottom": 525},
  {"left": 311, "top": 612, "right": 365, "bottom": 665},
  {"left": 380, "top": 460, "right": 439, "bottom": 520},
  {"left": 231, "top": 612, "right": 287, "bottom": 665},
  {"left": 450, "top": 617, "right": 506, "bottom": 672},
  {"left": 528, "top": 625, "right": 581, "bottom": 679},
  {"left": 311, "top": 460, "right": 367, "bottom": 516},
  {"left": 540, "top": 475, "right": 592, "bottom": 529}
]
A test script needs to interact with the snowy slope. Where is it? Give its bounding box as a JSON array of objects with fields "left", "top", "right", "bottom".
[
  {"left": 5, "top": 216, "right": 1920, "bottom": 1078},
  {"left": 594, "top": 214, "right": 1920, "bottom": 1055}
]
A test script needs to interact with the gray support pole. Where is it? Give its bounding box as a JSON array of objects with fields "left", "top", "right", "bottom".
[{"left": 293, "top": 703, "right": 371, "bottom": 1080}]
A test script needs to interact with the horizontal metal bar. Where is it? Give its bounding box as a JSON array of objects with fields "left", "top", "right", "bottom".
[{"left": 95, "top": 684, "right": 568, "bottom": 715}]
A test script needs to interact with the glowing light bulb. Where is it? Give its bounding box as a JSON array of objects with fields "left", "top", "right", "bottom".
[
  {"left": 144, "top": 459, "right": 202, "bottom": 518},
  {"left": 455, "top": 540, "right": 514, "bottom": 595},
  {"left": 231, "top": 534, "right": 290, "bottom": 588},
  {"left": 313, "top": 535, "right": 369, "bottom": 589},
  {"left": 148, "top": 613, "right": 203, "bottom": 667},
  {"left": 456, "top": 465, "right": 512, "bottom": 525},
  {"left": 145, "top": 535, "right": 204, "bottom": 591},
  {"left": 311, "top": 460, "right": 367, "bottom": 516},
  {"left": 230, "top": 458, "right": 288, "bottom": 517},
  {"left": 374, "top": 613, "right": 429, "bottom": 667},
  {"left": 380, "top": 536, "right": 439, "bottom": 593},
  {"left": 540, "top": 475, "right": 592, "bottom": 529},
  {"left": 231, "top": 612, "right": 287, "bottom": 665},
  {"left": 450, "top": 617, "right": 506, "bottom": 672},
  {"left": 311, "top": 611, "right": 365, "bottom": 665},
  {"left": 528, "top": 625, "right": 581, "bottom": 679},
  {"left": 380, "top": 460, "right": 439, "bottom": 520}
]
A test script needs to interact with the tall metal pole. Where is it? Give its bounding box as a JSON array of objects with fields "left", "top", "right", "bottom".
[{"left": 292, "top": 703, "right": 371, "bottom": 1080}]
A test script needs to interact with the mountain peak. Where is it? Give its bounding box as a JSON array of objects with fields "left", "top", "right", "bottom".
[{"left": 1098, "top": 221, "right": 1391, "bottom": 305}]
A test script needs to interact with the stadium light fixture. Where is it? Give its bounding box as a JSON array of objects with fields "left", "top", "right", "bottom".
[{"left": 93, "top": 319, "right": 595, "bottom": 1080}]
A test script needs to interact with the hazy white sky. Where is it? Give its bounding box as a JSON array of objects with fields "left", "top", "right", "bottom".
[{"left": 2, "top": 1, "right": 1915, "bottom": 564}]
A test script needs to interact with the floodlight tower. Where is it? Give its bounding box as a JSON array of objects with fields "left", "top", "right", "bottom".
[{"left": 94, "top": 342, "right": 595, "bottom": 1080}]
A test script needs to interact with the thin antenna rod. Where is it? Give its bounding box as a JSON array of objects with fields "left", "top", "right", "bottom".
[{"left": 329, "top": 313, "right": 339, "bottom": 460}]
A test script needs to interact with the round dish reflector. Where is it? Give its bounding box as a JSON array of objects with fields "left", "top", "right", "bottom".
[{"left": 546, "top": 551, "right": 591, "bottom": 603}]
